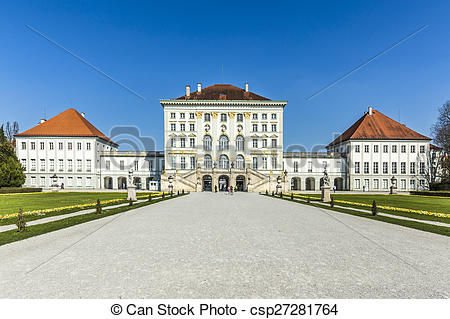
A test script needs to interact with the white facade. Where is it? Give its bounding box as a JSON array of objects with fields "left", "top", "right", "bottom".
[{"left": 16, "top": 136, "right": 117, "bottom": 189}]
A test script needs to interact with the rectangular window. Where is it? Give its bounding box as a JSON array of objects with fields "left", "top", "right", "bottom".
[
  {"left": 67, "top": 177, "right": 73, "bottom": 187},
  {"left": 383, "top": 162, "right": 388, "bottom": 174},
  {"left": 59, "top": 159, "right": 64, "bottom": 171},
  {"left": 392, "top": 162, "right": 397, "bottom": 174},
  {"left": 170, "top": 123, "right": 176, "bottom": 131},
  {"left": 204, "top": 113, "right": 211, "bottom": 121},
  {"left": 58, "top": 142, "right": 63, "bottom": 150},
  {"left": 68, "top": 159, "right": 73, "bottom": 171},
  {"left": 77, "top": 159, "right": 82, "bottom": 172},
  {"left": 401, "top": 162, "right": 406, "bottom": 174},
  {"left": 30, "top": 176, "right": 36, "bottom": 186},
  {"left": 40, "top": 142, "right": 44, "bottom": 150},
  {"left": 49, "top": 159, "right": 55, "bottom": 171},
  {"left": 77, "top": 142, "right": 82, "bottom": 150},
  {"left": 262, "top": 124, "right": 267, "bottom": 132},
  {"left": 170, "top": 112, "right": 175, "bottom": 119},
  {"left": 411, "top": 145, "right": 416, "bottom": 153},
  {"left": 420, "top": 145, "right": 425, "bottom": 153},
  {"left": 21, "top": 142, "right": 26, "bottom": 150},
  {"left": 237, "top": 113, "right": 243, "bottom": 122},
  {"left": 21, "top": 159, "right": 27, "bottom": 170},
  {"left": 294, "top": 161, "right": 299, "bottom": 172},
  {"left": 252, "top": 139, "right": 258, "bottom": 148},
  {"left": 401, "top": 145, "right": 406, "bottom": 153},
  {"left": 77, "top": 177, "right": 82, "bottom": 187},
  {"left": 86, "top": 177, "right": 92, "bottom": 187},
  {"left": 364, "top": 145, "right": 369, "bottom": 153},
  {"left": 262, "top": 113, "right": 267, "bottom": 120},
  {"left": 170, "top": 138, "right": 176, "bottom": 147},
  {"left": 134, "top": 160, "right": 138, "bottom": 171},
  {"left": 68, "top": 142, "right": 72, "bottom": 150},
  {"left": 252, "top": 113, "right": 258, "bottom": 120},
  {"left": 189, "top": 124, "right": 195, "bottom": 131},
  {"left": 383, "top": 145, "right": 388, "bottom": 153},
  {"left": 180, "top": 138, "right": 186, "bottom": 148},
  {"left": 373, "top": 162, "right": 379, "bottom": 174},
  {"left": 392, "top": 145, "right": 397, "bottom": 153},
  {"left": 171, "top": 156, "right": 176, "bottom": 169},
  {"left": 354, "top": 179, "right": 360, "bottom": 189},
  {"left": 364, "top": 162, "right": 369, "bottom": 174},
  {"left": 400, "top": 179, "right": 406, "bottom": 190},
  {"left": 40, "top": 159, "right": 45, "bottom": 171},
  {"left": 120, "top": 160, "right": 124, "bottom": 170},
  {"left": 252, "top": 124, "right": 258, "bottom": 132},
  {"left": 419, "top": 162, "right": 425, "bottom": 174},
  {"left": 180, "top": 157, "right": 186, "bottom": 169},
  {"left": 220, "top": 113, "right": 227, "bottom": 122},
  {"left": 383, "top": 179, "right": 389, "bottom": 189},
  {"left": 262, "top": 157, "right": 267, "bottom": 169},
  {"left": 106, "top": 160, "right": 110, "bottom": 170},
  {"left": 262, "top": 139, "right": 267, "bottom": 148},
  {"left": 252, "top": 157, "right": 258, "bottom": 170},
  {"left": 374, "top": 145, "right": 379, "bottom": 153},
  {"left": 180, "top": 113, "right": 185, "bottom": 119},
  {"left": 86, "top": 159, "right": 92, "bottom": 172},
  {"left": 86, "top": 142, "right": 91, "bottom": 150},
  {"left": 190, "top": 156, "right": 195, "bottom": 169},
  {"left": 190, "top": 138, "right": 195, "bottom": 148},
  {"left": 271, "top": 156, "right": 277, "bottom": 169},
  {"left": 49, "top": 142, "right": 54, "bottom": 150},
  {"left": 31, "top": 142, "right": 36, "bottom": 150},
  {"left": 410, "top": 179, "right": 416, "bottom": 190},
  {"left": 271, "top": 139, "right": 277, "bottom": 148},
  {"left": 364, "top": 179, "right": 370, "bottom": 190},
  {"left": 180, "top": 124, "right": 185, "bottom": 131},
  {"left": 410, "top": 162, "right": 415, "bottom": 174},
  {"left": 271, "top": 113, "right": 277, "bottom": 119},
  {"left": 355, "top": 162, "right": 360, "bottom": 174},
  {"left": 271, "top": 124, "right": 276, "bottom": 132},
  {"left": 40, "top": 176, "right": 45, "bottom": 187},
  {"left": 31, "top": 159, "right": 36, "bottom": 171},
  {"left": 355, "top": 145, "right": 360, "bottom": 153},
  {"left": 308, "top": 161, "right": 312, "bottom": 173},
  {"left": 373, "top": 179, "right": 379, "bottom": 189},
  {"left": 189, "top": 113, "right": 195, "bottom": 119}
]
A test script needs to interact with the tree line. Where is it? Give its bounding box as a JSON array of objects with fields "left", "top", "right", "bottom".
[{"left": 0, "top": 121, "right": 25, "bottom": 187}]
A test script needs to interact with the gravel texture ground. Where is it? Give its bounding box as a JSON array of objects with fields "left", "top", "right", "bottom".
[{"left": 0, "top": 192, "right": 449, "bottom": 298}]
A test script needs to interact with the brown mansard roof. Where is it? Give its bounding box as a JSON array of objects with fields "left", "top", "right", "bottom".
[
  {"left": 16, "top": 108, "right": 117, "bottom": 146},
  {"left": 327, "top": 108, "right": 431, "bottom": 147},
  {"left": 176, "top": 84, "right": 271, "bottom": 100}
]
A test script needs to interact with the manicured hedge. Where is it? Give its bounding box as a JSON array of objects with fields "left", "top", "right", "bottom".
[
  {"left": 0, "top": 187, "right": 43, "bottom": 194},
  {"left": 410, "top": 191, "right": 450, "bottom": 197}
]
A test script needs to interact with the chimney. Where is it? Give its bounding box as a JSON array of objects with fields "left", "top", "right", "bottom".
[
  {"left": 185, "top": 85, "right": 190, "bottom": 97},
  {"left": 39, "top": 119, "right": 46, "bottom": 124},
  {"left": 245, "top": 83, "right": 249, "bottom": 92},
  {"left": 197, "top": 83, "right": 202, "bottom": 93},
  {"left": 81, "top": 112, "right": 86, "bottom": 118},
  {"left": 368, "top": 106, "right": 373, "bottom": 116}
]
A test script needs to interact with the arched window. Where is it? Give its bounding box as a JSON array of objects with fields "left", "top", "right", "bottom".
[
  {"left": 236, "top": 155, "right": 245, "bottom": 169},
  {"left": 236, "top": 135, "right": 244, "bottom": 151},
  {"left": 219, "top": 155, "right": 229, "bottom": 169},
  {"left": 203, "top": 135, "right": 212, "bottom": 151},
  {"left": 219, "top": 135, "right": 229, "bottom": 150},
  {"left": 204, "top": 154, "right": 212, "bottom": 169}
]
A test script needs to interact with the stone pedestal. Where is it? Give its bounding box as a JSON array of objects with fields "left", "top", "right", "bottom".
[
  {"left": 321, "top": 186, "right": 331, "bottom": 202},
  {"left": 390, "top": 186, "right": 397, "bottom": 195},
  {"left": 127, "top": 185, "right": 137, "bottom": 201}
]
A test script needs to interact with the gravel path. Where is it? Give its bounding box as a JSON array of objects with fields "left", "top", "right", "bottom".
[{"left": 0, "top": 192, "right": 449, "bottom": 298}]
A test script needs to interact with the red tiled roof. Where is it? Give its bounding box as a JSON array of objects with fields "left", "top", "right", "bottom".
[
  {"left": 176, "top": 84, "right": 271, "bottom": 100},
  {"left": 15, "top": 108, "right": 117, "bottom": 146},
  {"left": 327, "top": 108, "right": 431, "bottom": 147}
]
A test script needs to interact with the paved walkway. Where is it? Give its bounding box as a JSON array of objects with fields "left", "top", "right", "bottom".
[{"left": 1, "top": 193, "right": 449, "bottom": 298}]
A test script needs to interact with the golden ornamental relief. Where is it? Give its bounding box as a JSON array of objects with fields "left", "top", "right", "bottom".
[
  {"left": 228, "top": 112, "right": 236, "bottom": 118},
  {"left": 195, "top": 112, "right": 203, "bottom": 118},
  {"left": 211, "top": 112, "right": 218, "bottom": 118},
  {"left": 244, "top": 112, "right": 251, "bottom": 119}
]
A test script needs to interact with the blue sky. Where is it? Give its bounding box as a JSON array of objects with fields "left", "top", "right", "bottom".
[{"left": 1, "top": 0, "right": 449, "bottom": 151}]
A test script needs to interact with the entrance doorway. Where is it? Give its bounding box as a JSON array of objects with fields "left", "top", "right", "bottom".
[
  {"left": 202, "top": 175, "right": 212, "bottom": 191},
  {"left": 218, "top": 175, "right": 229, "bottom": 191},
  {"left": 235, "top": 175, "right": 245, "bottom": 191}
]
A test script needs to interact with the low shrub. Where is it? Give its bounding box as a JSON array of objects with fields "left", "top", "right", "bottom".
[
  {"left": 0, "top": 187, "right": 42, "bottom": 194},
  {"left": 96, "top": 199, "right": 102, "bottom": 214},
  {"left": 16, "top": 209, "right": 26, "bottom": 232},
  {"left": 330, "top": 198, "right": 334, "bottom": 208},
  {"left": 410, "top": 191, "right": 450, "bottom": 197},
  {"left": 372, "top": 200, "right": 378, "bottom": 216}
]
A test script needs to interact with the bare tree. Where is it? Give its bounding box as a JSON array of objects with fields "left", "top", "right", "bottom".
[
  {"left": 418, "top": 147, "right": 444, "bottom": 190},
  {"left": 4, "top": 121, "right": 19, "bottom": 143},
  {"left": 431, "top": 101, "right": 450, "bottom": 181}
]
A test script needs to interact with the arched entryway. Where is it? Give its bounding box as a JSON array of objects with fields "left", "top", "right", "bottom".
[
  {"left": 134, "top": 177, "right": 142, "bottom": 189},
  {"left": 334, "top": 177, "right": 344, "bottom": 191},
  {"left": 218, "top": 175, "right": 229, "bottom": 191},
  {"left": 235, "top": 175, "right": 246, "bottom": 191},
  {"left": 305, "top": 177, "right": 315, "bottom": 190},
  {"left": 104, "top": 177, "right": 113, "bottom": 189},
  {"left": 202, "top": 175, "right": 212, "bottom": 191},
  {"left": 118, "top": 177, "right": 127, "bottom": 189},
  {"left": 291, "top": 177, "right": 301, "bottom": 190}
]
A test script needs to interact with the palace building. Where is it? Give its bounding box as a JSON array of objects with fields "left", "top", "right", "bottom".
[{"left": 14, "top": 83, "right": 432, "bottom": 192}]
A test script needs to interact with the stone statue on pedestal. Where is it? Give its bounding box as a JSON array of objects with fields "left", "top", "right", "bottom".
[
  {"left": 321, "top": 163, "right": 331, "bottom": 202},
  {"left": 127, "top": 168, "right": 137, "bottom": 201}
]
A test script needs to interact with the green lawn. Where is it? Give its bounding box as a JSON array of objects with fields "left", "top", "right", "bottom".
[
  {"left": 294, "top": 193, "right": 450, "bottom": 223},
  {"left": 0, "top": 191, "right": 152, "bottom": 216}
]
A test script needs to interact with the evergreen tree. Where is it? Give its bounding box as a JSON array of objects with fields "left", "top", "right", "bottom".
[{"left": 0, "top": 125, "right": 25, "bottom": 187}]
